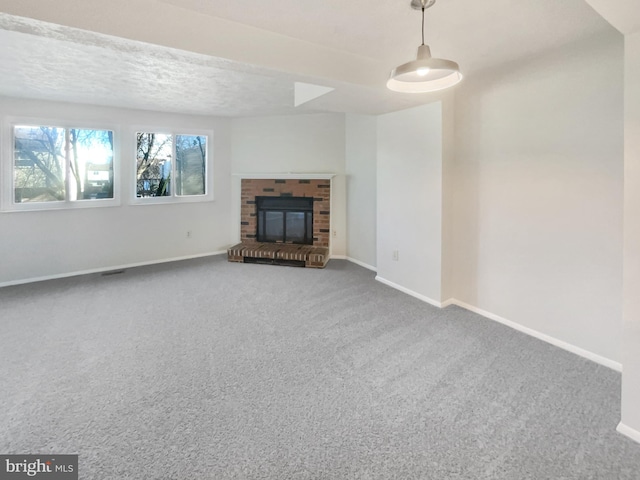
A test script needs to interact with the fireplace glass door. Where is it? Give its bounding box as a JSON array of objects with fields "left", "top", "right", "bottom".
[{"left": 257, "top": 196, "right": 314, "bottom": 244}]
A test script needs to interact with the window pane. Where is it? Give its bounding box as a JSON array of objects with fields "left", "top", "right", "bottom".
[
  {"left": 175, "top": 135, "right": 206, "bottom": 196},
  {"left": 14, "top": 126, "right": 66, "bottom": 203},
  {"left": 136, "top": 132, "right": 172, "bottom": 197},
  {"left": 69, "top": 129, "right": 114, "bottom": 201}
]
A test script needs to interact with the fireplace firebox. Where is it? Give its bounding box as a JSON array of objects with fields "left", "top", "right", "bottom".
[{"left": 256, "top": 196, "right": 314, "bottom": 244}]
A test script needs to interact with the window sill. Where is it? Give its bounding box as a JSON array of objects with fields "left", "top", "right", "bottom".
[
  {"left": 1, "top": 198, "right": 120, "bottom": 213},
  {"left": 130, "top": 194, "right": 214, "bottom": 206}
]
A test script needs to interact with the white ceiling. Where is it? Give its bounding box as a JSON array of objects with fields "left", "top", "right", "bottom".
[
  {"left": 0, "top": 0, "right": 618, "bottom": 117},
  {"left": 158, "top": 0, "right": 612, "bottom": 72}
]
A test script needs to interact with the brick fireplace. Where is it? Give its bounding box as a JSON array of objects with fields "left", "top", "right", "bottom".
[
  {"left": 228, "top": 177, "right": 332, "bottom": 268},
  {"left": 240, "top": 178, "right": 331, "bottom": 247}
]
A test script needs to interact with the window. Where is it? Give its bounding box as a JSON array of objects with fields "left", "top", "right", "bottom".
[
  {"left": 136, "top": 132, "right": 208, "bottom": 199},
  {"left": 13, "top": 125, "right": 114, "bottom": 205},
  {"left": 2, "top": 122, "right": 211, "bottom": 211}
]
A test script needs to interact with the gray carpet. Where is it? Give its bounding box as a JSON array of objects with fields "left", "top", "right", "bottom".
[{"left": 1, "top": 256, "right": 639, "bottom": 479}]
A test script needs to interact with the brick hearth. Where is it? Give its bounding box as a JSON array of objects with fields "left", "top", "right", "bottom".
[{"left": 227, "top": 242, "right": 329, "bottom": 268}]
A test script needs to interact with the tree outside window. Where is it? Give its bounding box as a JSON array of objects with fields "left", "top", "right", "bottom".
[
  {"left": 13, "top": 126, "right": 114, "bottom": 203},
  {"left": 136, "top": 132, "right": 207, "bottom": 198}
]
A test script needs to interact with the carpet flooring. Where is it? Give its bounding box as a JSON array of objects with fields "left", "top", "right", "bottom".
[{"left": 1, "top": 255, "right": 639, "bottom": 479}]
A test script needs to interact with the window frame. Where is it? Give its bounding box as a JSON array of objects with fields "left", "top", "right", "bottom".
[
  {"left": 131, "top": 127, "right": 214, "bottom": 205},
  {"left": 2, "top": 116, "right": 120, "bottom": 212}
]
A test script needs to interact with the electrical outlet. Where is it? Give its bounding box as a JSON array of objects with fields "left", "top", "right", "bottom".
[
  {"left": 332, "top": 230, "right": 337, "bottom": 238},
  {"left": 392, "top": 250, "right": 399, "bottom": 261},
  {"left": 186, "top": 230, "right": 192, "bottom": 239}
]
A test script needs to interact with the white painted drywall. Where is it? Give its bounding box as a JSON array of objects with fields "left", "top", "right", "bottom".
[
  {"left": 376, "top": 102, "right": 444, "bottom": 304},
  {"left": 0, "top": 96, "right": 233, "bottom": 285},
  {"left": 621, "top": 30, "right": 640, "bottom": 439},
  {"left": 230, "top": 113, "right": 347, "bottom": 256},
  {"left": 441, "top": 93, "right": 456, "bottom": 302},
  {"left": 587, "top": 0, "right": 640, "bottom": 444},
  {"left": 452, "top": 32, "right": 624, "bottom": 363},
  {"left": 345, "top": 114, "right": 377, "bottom": 269},
  {"left": 584, "top": 0, "right": 640, "bottom": 35}
]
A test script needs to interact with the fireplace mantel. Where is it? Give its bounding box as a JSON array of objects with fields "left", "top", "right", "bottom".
[{"left": 233, "top": 173, "right": 336, "bottom": 180}]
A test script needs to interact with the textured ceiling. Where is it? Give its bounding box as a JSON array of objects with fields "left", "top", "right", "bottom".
[
  {"left": 0, "top": 18, "right": 297, "bottom": 117},
  {"left": 0, "top": 0, "right": 618, "bottom": 117}
]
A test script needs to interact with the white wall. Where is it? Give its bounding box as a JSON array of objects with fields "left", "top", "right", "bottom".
[
  {"left": 230, "top": 113, "right": 347, "bottom": 256},
  {"left": 0, "top": 96, "right": 233, "bottom": 285},
  {"left": 586, "top": 0, "right": 640, "bottom": 443},
  {"left": 584, "top": 0, "right": 640, "bottom": 36},
  {"left": 621, "top": 30, "right": 640, "bottom": 440},
  {"left": 441, "top": 93, "right": 456, "bottom": 302},
  {"left": 345, "top": 114, "right": 377, "bottom": 270},
  {"left": 452, "top": 33, "right": 624, "bottom": 364},
  {"left": 376, "top": 102, "right": 445, "bottom": 305}
]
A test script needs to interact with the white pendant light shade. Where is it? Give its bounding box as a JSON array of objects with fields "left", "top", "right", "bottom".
[
  {"left": 387, "top": 45, "right": 462, "bottom": 93},
  {"left": 387, "top": 1, "right": 462, "bottom": 93}
]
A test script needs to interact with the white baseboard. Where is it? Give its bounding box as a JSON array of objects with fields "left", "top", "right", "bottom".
[
  {"left": 345, "top": 257, "right": 377, "bottom": 272},
  {"left": 0, "top": 250, "right": 228, "bottom": 288},
  {"left": 440, "top": 298, "right": 456, "bottom": 308},
  {"left": 375, "top": 276, "right": 443, "bottom": 308},
  {"left": 450, "top": 299, "right": 622, "bottom": 372},
  {"left": 369, "top": 278, "right": 621, "bottom": 371},
  {"left": 4, "top": 255, "right": 622, "bottom": 375},
  {"left": 331, "top": 255, "right": 347, "bottom": 260},
  {"left": 617, "top": 422, "right": 640, "bottom": 444}
]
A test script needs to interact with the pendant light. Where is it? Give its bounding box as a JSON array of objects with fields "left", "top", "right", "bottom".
[{"left": 387, "top": 0, "right": 462, "bottom": 93}]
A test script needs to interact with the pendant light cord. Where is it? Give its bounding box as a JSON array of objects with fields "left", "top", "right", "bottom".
[{"left": 421, "top": 7, "right": 425, "bottom": 46}]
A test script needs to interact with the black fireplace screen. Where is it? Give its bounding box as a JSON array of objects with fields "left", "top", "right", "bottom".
[{"left": 256, "top": 196, "right": 314, "bottom": 244}]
